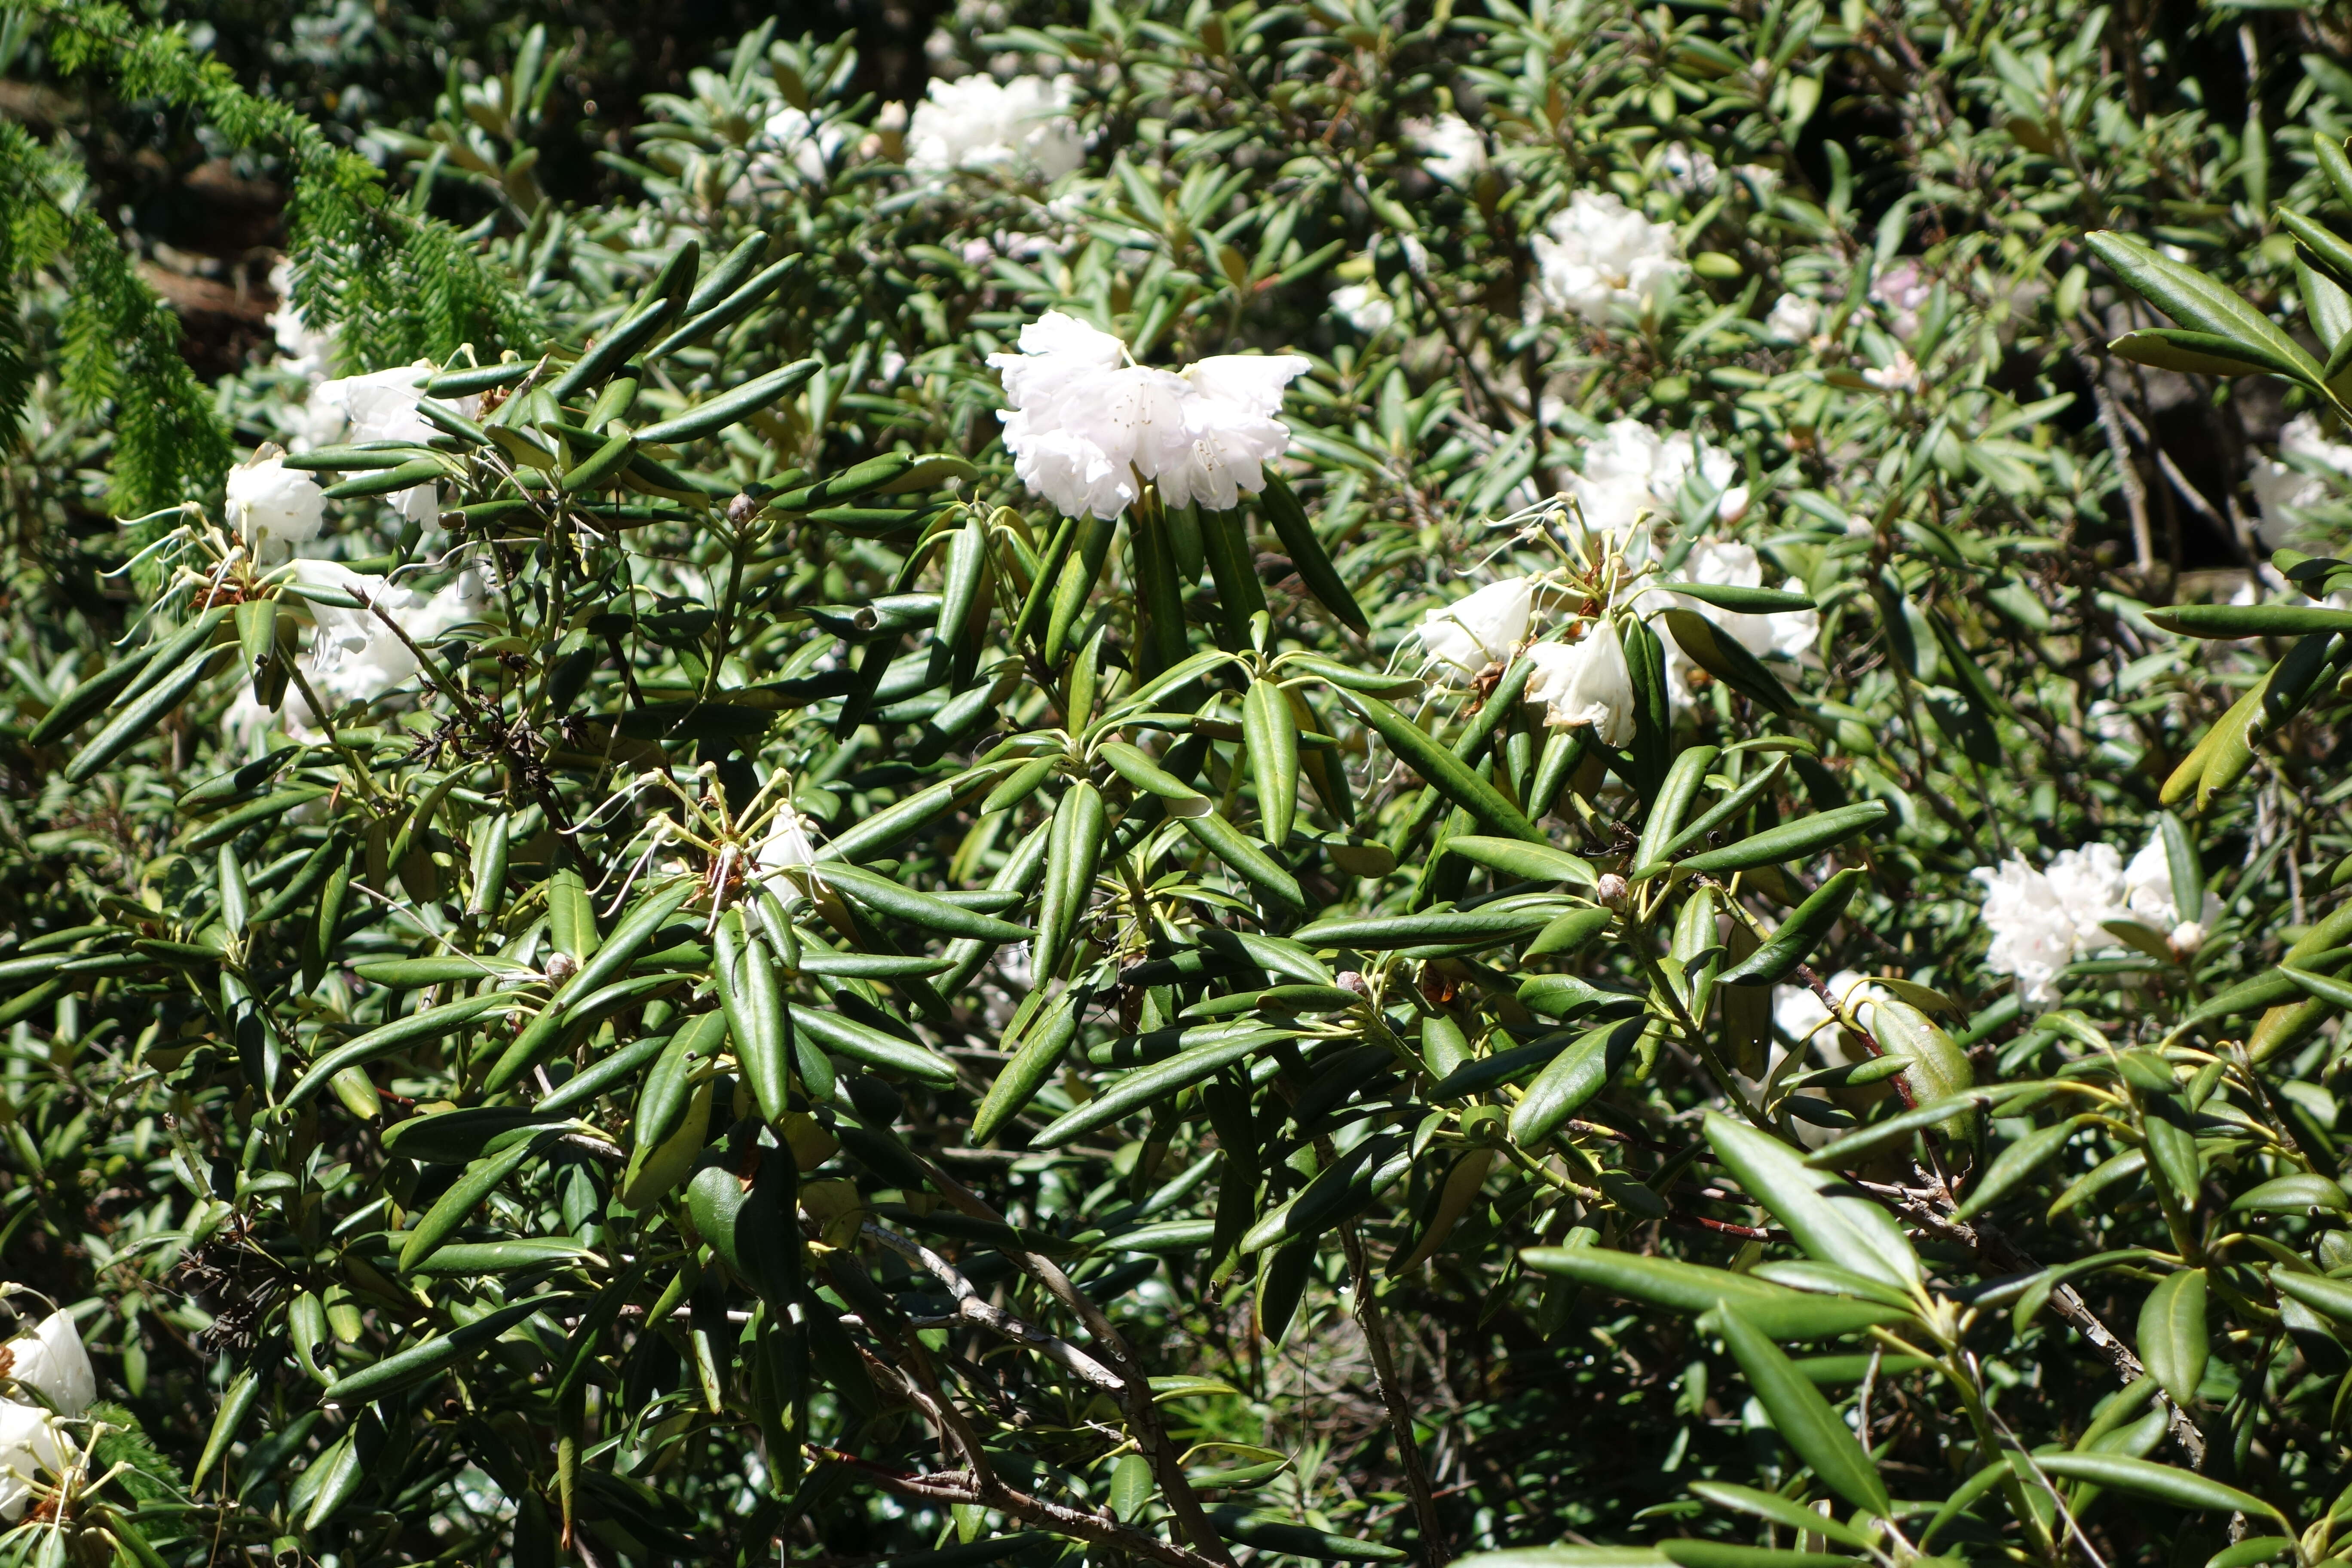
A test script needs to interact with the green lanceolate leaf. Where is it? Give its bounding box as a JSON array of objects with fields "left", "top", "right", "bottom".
[
  {"left": 1442, "top": 836, "right": 1599, "bottom": 889},
  {"left": 1333, "top": 689, "right": 1544, "bottom": 843},
  {"left": 1258, "top": 472, "right": 1368, "bottom": 633},
  {"left": 2029, "top": 1453, "right": 2285, "bottom": 1526},
  {"left": 1518, "top": 1245, "right": 1909, "bottom": 1339},
  {"left": 1715, "top": 1308, "right": 1892, "bottom": 1518},
  {"left": 1508, "top": 1017, "right": 1646, "bottom": 1146},
  {"left": 399, "top": 1134, "right": 550, "bottom": 1271},
  {"left": 1955, "top": 1117, "right": 2083, "bottom": 1220},
  {"left": 1178, "top": 809, "right": 1307, "bottom": 914},
  {"left": 1031, "top": 1028, "right": 1290, "bottom": 1149},
  {"left": 2137, "top": 1268, "right": 2208, "bottom": 1409},
  {"left": 2148, "top": 603, "right": 2352, "bottom": 640},
  {"left": 1296, "top": 905, "right": 1560, "bottom": 951},
  {"left": 2083, "top": 231, "right": 2324, "bottom": 383},
  {"left": 1720, "top": 869, "right": 1865, "bottom": 986},
  {"left": 321, "top": 1294, "right": 581, "bottom": 1405},
  {"left": 1677, "top": 802, "right": 1889, "bottom": 877},
  {"left": 1244, "top": 678, "right": 1301, "bottom": 846},
  {"left": 1632, "top": 744, "right": 1720, "bottom": 876},
  {"left": 2107, "top": 328, "right": 2315, "bottom": 381},
  {"left": 1709, "top": 1112, "right": 1923, "bottom": 1289},
  {"left": 285, "top": 993, "right": 524, "bottom": 1108},
  {"left": 1684, "top": 1482, "right": 1877, "bottom": 1549},
  {"left": 1661, "top": 610, "right": 1797, "bottom": 715},
  {"left": 1036, "top": 781, "right": 1106, "bottom": 977}
]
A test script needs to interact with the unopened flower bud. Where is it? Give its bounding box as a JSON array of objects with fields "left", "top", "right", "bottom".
[
  {"left": 2169, "top": 921, "right": 2206, "bottom": 956},
  {"left": 545, "top": 951, "right": 579, "bottom": 985},
  {"left": 1596, "top": 873, "right": 1629, "bottom": 909},
  {"left": 727, "top": 492, "right": 759, "bottom": 525}
]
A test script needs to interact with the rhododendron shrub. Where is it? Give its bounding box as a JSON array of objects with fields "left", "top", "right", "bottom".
[{"left": 12, "top": 1, "right": 2352, "bottom": 1567}]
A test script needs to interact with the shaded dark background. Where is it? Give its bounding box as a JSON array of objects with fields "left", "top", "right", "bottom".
[{"left": 8, "top": 0, "right": 949, "bottom": 372}]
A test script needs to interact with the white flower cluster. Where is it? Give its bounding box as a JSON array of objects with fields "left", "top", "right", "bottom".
[
  {"left": 1656, "top": 143, "right": 1781, "bottom": 203},
  {"left": 1871, "top": 260, "right": 1932, "bottom": 337},
  {"left": 233, "top": 559, "right": 486, "bottom": 741},
  {"left": 1404, "top": 113, "right": 1486, "bottom": 187},
  {"left": 1864, "top": 350, "right": 1922, "bottom": 394},
  {"left": 1416, "top": 578, "right": 1533, "bottom": 680},
  {"left": 2251, "top": 414, "right": 2352, "bottom": 548},
  {"left": 1646, "top": 541, "right": 1817, "bottom": 711},
  {"left": 990, "top": 312, "right": 1309, "bottom": 519},
  {"left": 905, "top": 74, "right": 1085, "bottom": 181},
  {"left": 1570, "top": 419, "right": 1741, "bottom": 544},
  {"left": 0, "top": 1307, "right": 95, "bottom": 1521},
  {"left": 1970, "top": 835, "right": 2219, "bottom": 1004},
  {"left": 1525, "top": 627, "right": 1636, "bottom": 745},
  {"left": 1410, "top": 578, "right": 1639, "bottom": 744},
  {"left": 226, "top": 453, "right": 327, "bottom": 563},
  {"left": 243, "top": 359, "right": 479, "bottom": 546},
  {"left": 1411, "top": 524, "right": 1811, "bottom": 751},
  {"left": 1529, "top": 191, "right": 1686, "bottom": 326}
]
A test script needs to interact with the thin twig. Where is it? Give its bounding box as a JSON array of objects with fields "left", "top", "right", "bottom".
[
  {"left": 1338, "top": 1220, "right": 1449, "bottom": 1566},
  {"left": 864, "top": 1222, "right": 1124, "bottom": 1392},
  {"left": 1852, "top": 1175, "right": 2208, "bottom": 1467}
]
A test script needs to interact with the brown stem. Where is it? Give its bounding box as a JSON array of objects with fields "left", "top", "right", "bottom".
[
  {"left": 1338, "top": 1220, "right": 1449, "bottom": 1565},
  {"left": 805, "top": 1449, "right": 1232, "bottom": 1568},
  {"left": 1853, "top": 1176, "right": 2209, "bottom": 1467},
  {"left": 913, "top": 1153, "right": 1237, "bottom": 1567}
]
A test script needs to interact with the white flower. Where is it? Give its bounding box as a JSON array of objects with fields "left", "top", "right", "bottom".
[
  {"left": 1717, "top": 485, "right": 1751, "bottom": 526},
  {"left": 1773, "top": 983, "right": 1833, "bottom": 1044},
  {"left": 1529, "top": 191, "right": 1686, "bottom": 326},
  {"left": 225, "top": 454, "right": 325, "bottom": 561},
  {"left": 2251, "top": 414, "right": 2352, "bottom": 548},
  {"left": 1645, "top": 542, "right": 1816, "bottom": 712},
  {"left": 1771, "top": 970, "right": 1890, "bottom": 1050},
  {"left": 253, "top": 560, "right": 487, "bottom": 733},
  {"left": 756, "top": 104, "right": 846, "bottom": 184},
  {"left": 1525, "top": 624, "right": 1635, "bottom": 745},
  {"left": 1168, "top": 353, "right": 1313, "bottom": 511},
  {"left": 1330, "top": 282, "right": 1396, "bottom": 334},
  {"left": 757, "top": 811, "right": 819, "bottom": 875},
  {"left": 1659, "top": 142, "right": 1720, "bottom": 195},
  {"left": 1764, "top": 293, "right": 1821, "bottom": 343},
  {"left": 1655, "top": 543, "right": 1816, "bottom": 657},
  {"left": 0, "top": 1399, "right": 64, "bottom": 1522},
  {"left": 2122, "top": 835, "right": 2221, "bottom": 945},
  {"left": 1569, "top": 421, "right": 1736, "bottom": 544},
  {"left": 1406, "top": 113, "right": 1486, "bottom": 187},
  {"left": 294, "top": 363, "right": 479, "bottom": 526},
  {"left": 2043, "top": 843, "right": 2128, "bottom": 952},
  {"left": 906, "top": 74, "right": 1085, "bottom": 180},
  {"left": 1969, "top": 858, "right": 2081, "bottom": 1005},
  {"left": 1, "top": 1311, "right": 93, "bottom": 1417},
  {"left": 1417, "top": 578, "right": 1535, "bottom": 678},
  {"left": 305, "top": 364, "right": 437, "bottom": 447},
  {"left": 0, "top": 1307, "right": 90, "bottom": 1524},
  {"left": 266, "top": 259, "right": 333, "bottom": 381},
  {"left": 990, "top": 312, "right": 1308, "bottom": 518},
  {"left": 1864, "top": 350, "right": 1920, "bottom": 393}
]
